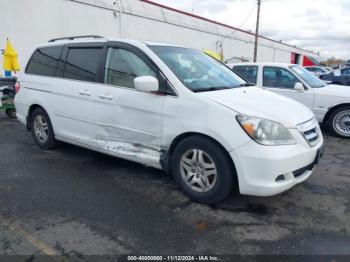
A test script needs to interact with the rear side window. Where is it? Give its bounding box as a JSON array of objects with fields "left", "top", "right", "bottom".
[
  {"left": 26, "top": 46, "right": 63, "bottom": 77},
  {"left": 233, "top": 66, "right": 258, "bottom": 84},
  {"left": 63, "top": 48, "right": 102, "bottom": 82}
]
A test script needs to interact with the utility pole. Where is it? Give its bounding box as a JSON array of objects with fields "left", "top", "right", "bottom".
[{"left": 253, "top": 0, "right": 261, "bottom": 62}]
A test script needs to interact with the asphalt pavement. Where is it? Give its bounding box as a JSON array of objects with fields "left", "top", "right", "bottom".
[{"left": 0, "top": 112, "right": 350, "bottom": 259}]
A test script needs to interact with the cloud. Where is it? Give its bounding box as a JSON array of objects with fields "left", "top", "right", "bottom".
[{"left": 152, "top": 0, "right": 350, "bottom": 60}]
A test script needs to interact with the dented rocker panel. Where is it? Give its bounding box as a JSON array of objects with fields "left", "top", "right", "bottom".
[{"left": 96, "top": 139, "right": 162, "bottom": 168}]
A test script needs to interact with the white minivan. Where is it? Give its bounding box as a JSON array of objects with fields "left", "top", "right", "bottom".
[{"left": 15, "top": 36, "right": 324, "bottom": 204}]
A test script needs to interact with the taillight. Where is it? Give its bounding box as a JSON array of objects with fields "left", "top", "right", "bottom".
[{"left": 15, "top": 81, "right": 20, "bottom": 93}]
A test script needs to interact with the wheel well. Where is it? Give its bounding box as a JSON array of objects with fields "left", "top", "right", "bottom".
[
  {"left": 165, "top": 132, "right": 238, "bottom": 188},
  {"left": 323, "top": 103, "right": 350, "bottom": 124},
  {"left": 27, "top": 104, "right": 43, "bottom": 130}
]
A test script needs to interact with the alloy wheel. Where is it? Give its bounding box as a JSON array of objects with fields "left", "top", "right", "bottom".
[
  {"left": 180, "top": 149, "right": 217, "bottom": 193},
  {"left": 333, "top": 110, "right": 350, "bottom": 137},
  {"left": 33, "top": 115, "right": 49, "bottom": 143}
]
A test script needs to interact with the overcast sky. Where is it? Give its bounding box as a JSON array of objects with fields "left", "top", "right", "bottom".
[{"left": 152, "top": 0, "right": 350, "bottom": 60}]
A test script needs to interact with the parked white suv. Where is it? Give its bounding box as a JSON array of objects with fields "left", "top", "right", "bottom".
[
  {"left": 15, "top": 36, "right": 323, "bottom": 203},
  {"left": 233, "top": 63, "right": 350, "bottom": 138}
]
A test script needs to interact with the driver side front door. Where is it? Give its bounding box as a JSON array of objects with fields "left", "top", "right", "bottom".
[{"left": 94, "top": 44, "right": 165, "bottom": 167}]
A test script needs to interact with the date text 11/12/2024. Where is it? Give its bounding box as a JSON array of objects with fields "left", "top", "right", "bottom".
[{"left": 126, "top": 256, "right": 219, "bottom": 261}]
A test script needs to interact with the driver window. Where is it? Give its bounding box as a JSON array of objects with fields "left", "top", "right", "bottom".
[
  {"left": 263, "top": 67, "right": 298, "bottom": 89},
  {"left": 105, "top": 48, "right": 156, "bottom": 88}
]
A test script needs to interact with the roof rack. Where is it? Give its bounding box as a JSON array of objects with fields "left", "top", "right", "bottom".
[{"left": 48, "top": 35, "right": 104, "bottom": 43}]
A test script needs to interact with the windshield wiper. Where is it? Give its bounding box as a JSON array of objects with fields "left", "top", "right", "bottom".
[{"left": 192, "top": 86, "right": 233, "bottom": 93}]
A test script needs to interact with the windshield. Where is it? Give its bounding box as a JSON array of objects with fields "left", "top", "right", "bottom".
[
  {"left": 289, "top": 65, "right": 326, "bottom": 88},
  {"left": 149, "top": 46, "right": 246, "bottom": 92}
]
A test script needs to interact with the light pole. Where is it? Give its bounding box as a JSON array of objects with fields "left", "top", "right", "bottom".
[{"left": 253, "top": 0, "right": 261, "bottom": 62}]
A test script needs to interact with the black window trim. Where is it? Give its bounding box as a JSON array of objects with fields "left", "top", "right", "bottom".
[
  {"left": 102, "top": 41, "right": 177, "bottom": 96},
  {"left": 24, "top": 41, "right": 177, "bottom": 96}
]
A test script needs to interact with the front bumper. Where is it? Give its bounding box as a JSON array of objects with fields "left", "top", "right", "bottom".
[{"left": 230, "top": 129, "right": 324, "bottom": 196}]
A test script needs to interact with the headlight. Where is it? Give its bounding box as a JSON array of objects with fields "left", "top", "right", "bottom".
[{"left": 236, "top": 114, "right": 296, "bottom": 145}]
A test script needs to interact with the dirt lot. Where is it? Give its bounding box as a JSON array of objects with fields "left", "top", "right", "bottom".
[{"left": 0, "top": 112, "right": 350, "bottom": 259}]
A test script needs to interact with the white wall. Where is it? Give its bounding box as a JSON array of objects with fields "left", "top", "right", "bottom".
[
  {"left": 0, "top": 0, "right": 318, "bottom": 75},
  {"left": 0, "top": 0, "right": 123, "bottom": 75}
]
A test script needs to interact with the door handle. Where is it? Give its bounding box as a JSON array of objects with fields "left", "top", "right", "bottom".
[
  {"left": 79, "top": 90, "right": 91, "bottom": 96},
  {"left": 98, "top": 94, "right": 113, "bottom": 100}
]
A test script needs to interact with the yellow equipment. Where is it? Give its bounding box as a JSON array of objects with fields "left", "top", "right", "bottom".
[
  {"left": 203, "top": 49, "right": 223, "bottom": 61},
  {"left": 3, "top": 39, "right": 20, "bottom": 72}
]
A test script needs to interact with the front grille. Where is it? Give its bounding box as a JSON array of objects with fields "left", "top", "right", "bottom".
[
  {"left": 297, "top": 118, "right": 320, "bottom": 147},
  {"left": 293, "top": 162, "right": 316, "bottom": 178}
]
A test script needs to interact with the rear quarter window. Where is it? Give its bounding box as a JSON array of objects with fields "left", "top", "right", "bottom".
[
  {"left": 26, "top": 46, "right": 63, "bottom": 77},
  {"left": 233, "top": 66, "right": 258, "bottom": 84}
]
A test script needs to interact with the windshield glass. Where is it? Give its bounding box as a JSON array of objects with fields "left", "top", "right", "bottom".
[
  {"left": 149, "top": 46, "right": 246, "bottom": 92},
  {"left": 289, "top": 65, "right": 326, "bottom": 88}
]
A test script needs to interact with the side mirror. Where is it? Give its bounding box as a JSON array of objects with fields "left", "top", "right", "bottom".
[
  {"left": 134, "top": 76, "right": 159, "bottom": 93},
  {"left": 294, "top": 82, "right": 304, "bottom": 92}
]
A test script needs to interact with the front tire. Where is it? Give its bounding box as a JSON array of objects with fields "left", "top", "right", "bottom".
[
  {"left": 171, "top": 136, "right": 235, "bottom": 204},
  {"left": 328, "top": 106, "right": 350, "bottom": 138},
  {"left": 30, "top": 108, "right": 57, "bottom": 149}
]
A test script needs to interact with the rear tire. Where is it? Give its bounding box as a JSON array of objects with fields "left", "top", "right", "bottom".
[
  {"left": 327, "top": 106, "right": 350, "bottom": 138},
  {"left": 30, "top": 107, "right": 57, "bottom": 149},
  {"left": 171, "top": 136, "right": 235, "bottom": 204}
]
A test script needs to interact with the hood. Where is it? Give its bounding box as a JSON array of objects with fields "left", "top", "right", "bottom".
[
  {"left": 199, "top": 87, "right": 314, "bottom": 128},
  {"left": 315, "top": 84, "right": 350, "bottom": 98}
]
